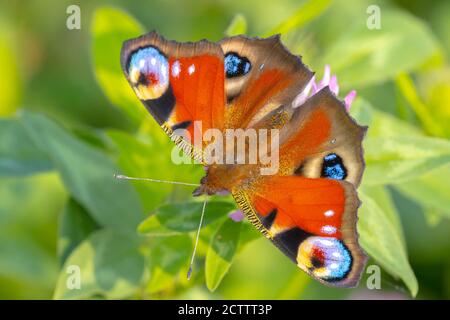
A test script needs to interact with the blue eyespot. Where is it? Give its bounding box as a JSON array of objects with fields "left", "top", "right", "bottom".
[
  {"left": 298, "top": 237, "right": 352, "bottom": 281},
  {"left": 224, "top": 52, "right": 251, "bottom": 78},
  {"left": 321, "top": 153, "right": 347, "bottom": 180},
  {"left": 127, "top": 46, "right": 169, "bottom": 100}
]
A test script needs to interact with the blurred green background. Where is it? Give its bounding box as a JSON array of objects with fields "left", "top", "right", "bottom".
[{"left": 0, "top": 0, "right": 449, "bottom": 300}]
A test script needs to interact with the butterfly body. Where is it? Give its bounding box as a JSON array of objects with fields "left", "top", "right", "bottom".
[
  {"left": 121, "top": 31, "right": 368, "bottom": 288},
  {"left": 193, "top": 164, "right": 250, "bottom": 196}
]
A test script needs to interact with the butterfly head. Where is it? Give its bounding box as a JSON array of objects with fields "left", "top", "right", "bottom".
[
  {"left": 192, "top": 171, "right": 225, "bottom": 197},
  {"left": 125, "top": 46, "right": 169, "bottom": 100},
  {"left": 192, "top": 165, "right": 242, "bottom": 197}
]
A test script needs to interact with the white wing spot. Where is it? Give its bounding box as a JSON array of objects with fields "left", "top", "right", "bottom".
[
  {"left": 172, "top": 60, "right": 181, "bottom": 78},
  {"left": 321, "top": 225, "right": 337, "bottom": 235},
  {"left": 324, "top": 210, "right": 335, "bottom": 217},
  {"left": 188, "top": 64, "right": 196, "bottom": 75}
]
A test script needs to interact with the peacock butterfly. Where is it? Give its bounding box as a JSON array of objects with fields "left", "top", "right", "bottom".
[{"left": 120, "top": 31, "right": 368, "bottom": 288}]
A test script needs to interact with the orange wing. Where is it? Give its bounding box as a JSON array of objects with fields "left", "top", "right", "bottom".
[
  {"left": 219, "top": 35, "right": 313, "bottom": 129},
  {"left": 121, "top": 32, "right": 313, "bottom": 163},
  {"left": 234, "top": 176, "right": 367, "bottom": 287},
  {"left": 232, "top": 88, "right": 368, "bottom": 287},
  {"left": 121, "top": 31, "right": 225, "bottom": 161}
]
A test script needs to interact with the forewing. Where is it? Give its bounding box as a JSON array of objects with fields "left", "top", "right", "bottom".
[{"left": 219, "top": 35, "right": 313, "bottom": 129}]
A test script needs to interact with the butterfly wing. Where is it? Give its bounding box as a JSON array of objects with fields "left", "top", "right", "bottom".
[
  {"left": 277, "top": 87, "right": 366, "bottom": 186},
  {"left": 121, "top": 31, "right": 226, "bottom": 161},
  {"left": 232, "top": 88, "right": 368, "bottom": 287},
  {"left": 121, "top": 32, "right": 368, "bottom": 286},
  {"left": 121, "top": 32, "right": 313, "bottom": 162},
  {"left": 219, "top": 35, "right": 313, "bottom": 129},
  {"left": 234, "top": 176, "right": 367, "bottom": 287}
]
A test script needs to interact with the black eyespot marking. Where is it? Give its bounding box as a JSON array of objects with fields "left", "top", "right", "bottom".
[
  {"left": 261, "top": 209, "right": 277, "bottom": 229},
  {"left": 311, "top": 256, "right": 325, "bottom": 269},
  {"left": 294, "top": 163, "right": 305, "bottom": 176},
  {"left": 142, "top": 84, "right": 175, "bottom": 125},
  {"left": 137, "top": 72, "right": 149, "bottom": 86},
  {"left": 321, "top": 153, "right": 347, "bottom": 180},
  {"left": 273, "top": 227, "right": 311, "bottom": 263},
  {"left": 226, "top": 93, "right": 239, "bottom": 104},
  {"left": 172, "top": 120, "right": 192, "bottom": 131},
  {"left": 224, "top": 52, "right": 251, "bottom": 78}
]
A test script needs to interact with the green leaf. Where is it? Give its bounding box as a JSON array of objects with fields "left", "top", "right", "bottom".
[
  {"left": 91, "top": 6, "right": 146, "bottom": 124},
  {"left": 147, "top": 234, "right": 192, "bottom": 293},
  {"left": 417, "top": 66, "right": 450, "bottom": 137},
  {"left": 422, "top": 207, "right": 443, "bottom": 227},
  {"left": 107, "top": 129, "right": 203, "bottom": 209},
  {"left": 58, "top": 198, "right": 99, "bottom": 265},
  {"left": 0, "top": 234, "right": 58, "bottom": 289},
  {"left": 353, "top": 98, "right": 450, "bottom": 221},
  {"left": 363, "top": 135, "right": 450, "bottom": 185},
  {"left": 395, "top": 73, "right": 445, "bottom": 137},
  {"left": 138, "top": 201, "right": 235, "bottom": 235},
  {"left": 277, "top": 272, "right": 311, "bottom": 300},
  {"left": 0, "top": 173, "right": 65, "bottom": 298},
  {"left": 237, "top": 221, "right": 260, "bottom": 252},
  {"left": 53, "top": 229, "right": 145, "bottom": 299},
  {"left": 205, "top": 219, "right": 242, "bottom": 292},
  {"left": 225, "top": 13, "right": 247, "bottom": 36},
  {"left": 358, "top": 188, "right": 418, "bottom": 296},
  {"left": 320, "top": 9, "right": 440, "bottom": 88},
  {"left": 364, "top": 186, "right": 406, "bottom": 248},
  {"left": 0, "top": 26, "right": 22, "bottom": 116},
  {"left": 0, "top": 118, "right": 52, "bottom": 176},
  {"left": 19, "top": 112, "right": 144, "bottom": 233},
  {"left": 394, "top": 165, "right": 450, "bottom": 220},
  {"left": 107, "top": 130, "right": 172, "bottom": 212},
  {"left": 350, "top": 98, "right": 423, "bottom": 138},
  {"left": 351, "top": 99, "right": 450, "bottom": 185},
  {"left": 265, "top": 0, "right": 331, "bottom": 36}
]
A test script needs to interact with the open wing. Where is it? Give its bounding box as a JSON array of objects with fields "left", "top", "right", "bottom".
[
  {"left": 219, "top": 35, "right": 313, "bottom": 129},
  {"left": 233, "top": 88, "right": 368, "bottom": 287},
  {"left": 121, "top": 32, "right": 313, "bottom": 162}
]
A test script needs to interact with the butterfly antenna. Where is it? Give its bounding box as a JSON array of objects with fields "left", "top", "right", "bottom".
[
  {"left": 187, "top": 199, "right": 207, "bottom": 280},
  {"left": 114, "top": 173, "right": 200, "bottom": 187}
]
